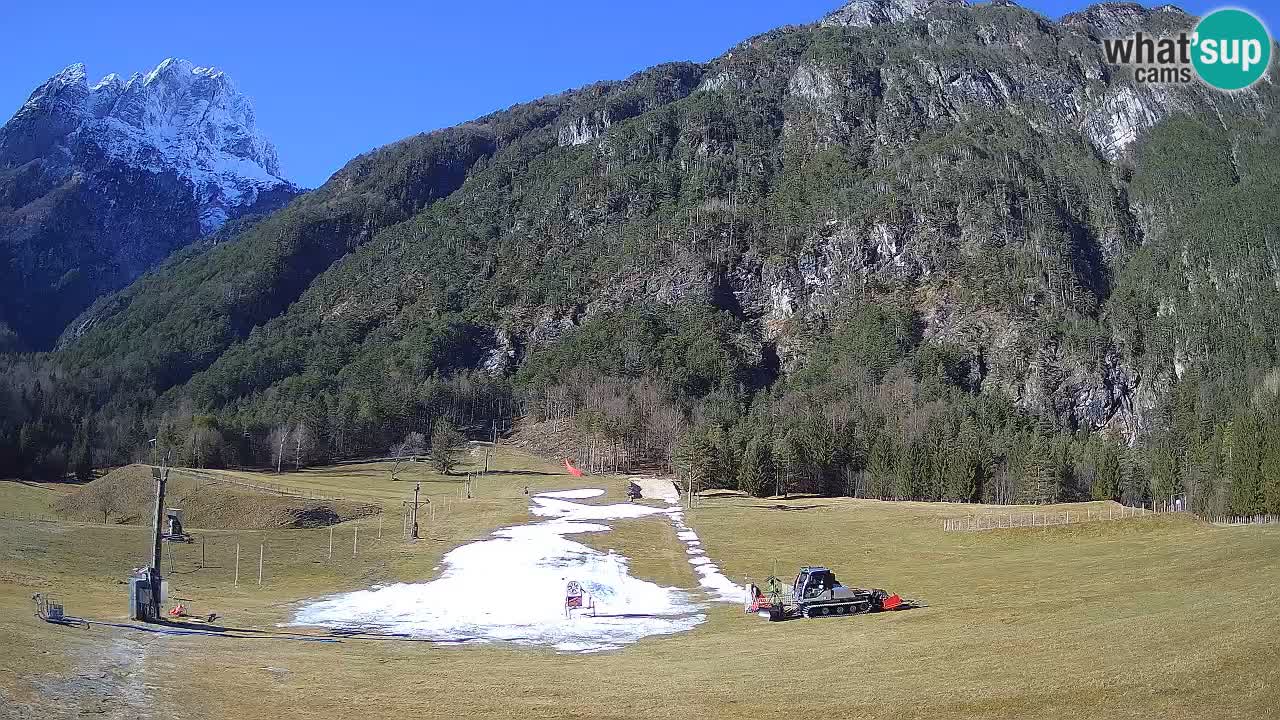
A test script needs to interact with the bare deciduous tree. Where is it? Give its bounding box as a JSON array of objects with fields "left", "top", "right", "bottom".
[
  {"left": 93, "top": 484, "right": 123, "bottom": 523},
  {"left": 293, "top": 421, "right": 311, "bottom": 471},
  {"left": 391, "top": 431, "right": 427, "bottom": 480},
  {"left": 269, "top": 425, "right": 291, "bottom": 474}
]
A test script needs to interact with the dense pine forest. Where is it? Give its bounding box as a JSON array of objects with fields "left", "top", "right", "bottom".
[{"left": 2, "top": 2, "right": 1279, "bottom": 518}]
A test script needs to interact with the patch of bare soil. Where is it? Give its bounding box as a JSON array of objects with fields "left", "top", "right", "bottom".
[{"left": 5, "top": 634, "right": 157, "bottom": 720}]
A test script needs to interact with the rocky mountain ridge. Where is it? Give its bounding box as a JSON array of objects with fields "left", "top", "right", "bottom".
[
  {"left": 533, "top": 0, "right": 1267, "bottom": 442},
  {"left": 0, "top": 58, "right": 298, "bottom": 349}
]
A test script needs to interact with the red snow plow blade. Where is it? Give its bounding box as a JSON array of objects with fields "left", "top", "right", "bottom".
[{"left": 881, "top": 593, "right": 903, "bottom": 611}]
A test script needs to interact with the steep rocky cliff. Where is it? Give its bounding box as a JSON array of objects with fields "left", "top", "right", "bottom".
[{"left": 0, "top": 59, "right": 299, "bottom": 350}]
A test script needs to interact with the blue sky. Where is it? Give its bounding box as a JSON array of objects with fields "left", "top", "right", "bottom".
[{"left": 1, "top": 1, "right": 1272, "bottom": 188}]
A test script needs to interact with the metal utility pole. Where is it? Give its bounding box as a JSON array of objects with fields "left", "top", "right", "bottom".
[
  {"left": 411, "top": 482, "right": 422, "bottom": 540},
  {"left": 147, "top": 451, "right": 171, "bottom": 620},
  {"left": 484, "top": 420, "right": 496, "bottom": 475}
]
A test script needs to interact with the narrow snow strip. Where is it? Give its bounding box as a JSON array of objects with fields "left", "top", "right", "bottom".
[
  {"left": 638, "top": 477, "right": 744, "bottom": 605},
  {"left": 531, "top": 495, "right": 673, "bottom": 522},
  {"left": 695, "top": 564, "right": 744, "bottom": 596},
  {"left": 536, "top": 489, "right": 606, "bottom": 500}
]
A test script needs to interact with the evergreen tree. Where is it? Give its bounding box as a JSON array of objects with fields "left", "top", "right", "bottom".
[
  {"left": 70, "top": 430, "right": 92, "bottom": 482},
  {"left": 430, "top": 421, "right": 467, "bottom": 475},
  {"left": 895, "top": 440, "right": 927, "bottom": 500},
  {"left": 737, "top": 435, "right": 772, "bottom": 497},
  {"left": 1019, "top": 432, "right": 1059, "bottom": 505},
  {"left": 1261, "top": 429, "right": 1280, "bottom": 515},
  {"left": 947, "top": 416, "right": 981, "bottom": 502},
  {"left": 675, "top": 430, "right": 716, "bottom": 498},
  {"left": 772, "top": 431, "right": 802, "bottom": 499},
  {"left": 1148, "top": 443, "right": 1179, "bottom": 508},
  {"left": 1224, "top": 417, "right": 1263, "bottom": 514},
  {"left": 867, "top": 434, "right": 895, "bottom": 499},
  {"left": 1094, "top": 443, "right": 1122, "bottom": 501}
]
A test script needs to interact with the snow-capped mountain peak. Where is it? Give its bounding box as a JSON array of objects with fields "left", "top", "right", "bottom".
[
  {"left": 2, "top": 58, "right": 298, "bottom": 233},
  {"left": 0, "top": 59, "right": 302, "bottom": 349}
]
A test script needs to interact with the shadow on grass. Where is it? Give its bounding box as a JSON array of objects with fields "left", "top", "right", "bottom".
[
  {"left": 11, "top": 478, "right": 91, "bottom": 489},
  {"left": 82, "top": 618, "right": 343, "bottom": 643},
  {"left": 761, "top": 604, "right": 926, "bottom": 622}
]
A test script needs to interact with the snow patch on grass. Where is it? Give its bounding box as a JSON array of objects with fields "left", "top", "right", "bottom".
[
  {"left": 531, "top": 495, "right": 673, "bottom": 522},
  {"left": 535, "top": 489, "right": 605, "bottom": 500},
  {"left": 292, "top": 492, "right": 702, "bottom": 652}
]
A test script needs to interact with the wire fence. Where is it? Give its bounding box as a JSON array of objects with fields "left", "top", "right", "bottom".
[
  {"left": 170, "top": 468, "right": 347, "bottom": 502},
  {"left": 943, "top": 504, "right": 1173, "bottom": 532},
  {"left": 1209, "top": 514, "right": 1280, "bottom": 526},
  {"left": 0, "top": 511, "right": 59, "bottom": 523}
]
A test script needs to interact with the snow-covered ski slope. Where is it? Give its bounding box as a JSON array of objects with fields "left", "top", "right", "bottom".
[{"left": 293, "top": 485, "right": 740, "bottom": 652}]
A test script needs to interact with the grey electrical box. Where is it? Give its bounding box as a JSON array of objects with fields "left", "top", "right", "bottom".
[
  {"left": 165, "top": 508, "right": 185, "bottom": 538},
  {"left": 128, "top": 573, "right": 150, "bottom": 620},
  {"left": 127, "top": 571, "right": 167, "bottom": 621}
]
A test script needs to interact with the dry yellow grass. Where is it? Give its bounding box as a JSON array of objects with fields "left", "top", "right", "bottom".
[
  {"left": 50, "top": 464, "right": 381, "bottom": 529},
  {"left": 2, "top": 451, "right": 1278, "bottom": 719},
  {"left": 199, "top": 441, "right": 570, "bottom": 511},
  {"left": 0, "top": 480, "right": 73, "bottom": 518}
]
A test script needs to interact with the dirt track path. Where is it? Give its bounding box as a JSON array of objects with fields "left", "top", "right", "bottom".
[
  {"left": 629, "top": 476, "right": 680, "bottom": 504},
  {"left": 4, "top": 632, "right": 159, "bottom": 720}
]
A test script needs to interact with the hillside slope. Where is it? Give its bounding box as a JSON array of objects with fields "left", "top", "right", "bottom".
[
  {"left": 53, "top": 464, "right": 378, "bottom": 529},
  {"left": 4, "top": 1, "right": 1279, "bottom": 517}
]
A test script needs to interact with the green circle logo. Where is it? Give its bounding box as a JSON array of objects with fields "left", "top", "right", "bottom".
[{"left": 1192, "top": 9, "right": 1272, "bottom": 91}]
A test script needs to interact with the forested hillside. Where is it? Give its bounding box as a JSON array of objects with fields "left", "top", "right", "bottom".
[{"left": 2, "top": 1, "right": 1278, "bottom": 518}]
